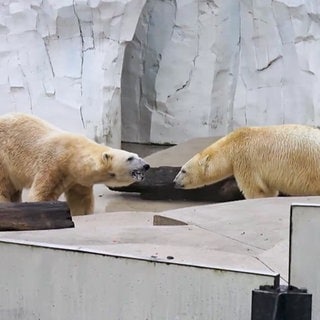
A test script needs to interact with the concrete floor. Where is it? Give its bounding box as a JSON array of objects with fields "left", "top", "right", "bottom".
[
  {"left": 95, "top": 137, "right": 219, "bottom": 213},
  {"left": 2, "top": 137, "right": 320, "bottom": 283}
]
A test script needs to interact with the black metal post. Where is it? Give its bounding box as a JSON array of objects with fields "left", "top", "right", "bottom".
[{"left": 251, "top": 285, "right": 312, "bottom": 320}]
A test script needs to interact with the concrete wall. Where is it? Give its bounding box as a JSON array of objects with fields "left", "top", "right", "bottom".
[
  {"left": 290, "top": 204, "right": 320, "bottom": 320},
  {"left": 0, "top": 0, "right": 319, "bottom": 146},
  {"left": 122, "top": 0, "right": 320, "bottom": 144},
  {"left": 0, "top": 0, "right": 146, "bottom": 147},
  {"left": 0, "top": 241, "right": 277, "bottom": 320}
]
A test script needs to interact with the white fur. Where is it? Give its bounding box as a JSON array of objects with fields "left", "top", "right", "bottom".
[{"left": 174, "top": 124, "right": 320, "bottom": 198}]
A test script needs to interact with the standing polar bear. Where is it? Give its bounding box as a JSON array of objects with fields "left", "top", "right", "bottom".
[
  {"left": 174, "top": 124, "right": 320, "bottom": 199},
  {"left": 0, "top": 113, "right": 150, "bottom": 215}
]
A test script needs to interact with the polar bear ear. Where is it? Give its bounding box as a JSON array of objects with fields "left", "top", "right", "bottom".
[
  {"left": 198, "top": 154, "right": 210, "bottom": 167},
  {"left": 102, "top": 152, "right": 112, "bottom": 163}
]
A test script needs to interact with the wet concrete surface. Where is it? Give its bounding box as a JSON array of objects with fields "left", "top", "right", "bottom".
[{"left": 95, "top": 138, "right": 218, "bottom": 213}]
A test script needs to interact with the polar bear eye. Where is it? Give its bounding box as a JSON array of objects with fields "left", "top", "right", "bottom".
[
  {"left": 127, "top": 156, "right": 134, "bottom": 161},
  {"left": 181, "top": 169, "right": 186, "bottom": 174},
  {"left": 109, "top": 173, "right": 116, "bottom": 178}
]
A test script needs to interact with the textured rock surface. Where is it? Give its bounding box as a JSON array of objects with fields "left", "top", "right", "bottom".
[
  {"left": 1, "top": 0, "right": 320, "bottom": 146},
  {"left": 122, "top": 0, "right": 320, "bottom": 144},
  {"left": 0, "top": 0, "right": 146, "bottom": 147}
]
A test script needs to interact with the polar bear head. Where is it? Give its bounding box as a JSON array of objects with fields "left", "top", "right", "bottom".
[
  {"left": 173, "top": 143, "right": 233, "bottom": 190},
  {"left": 173, "top": 153, "right": 210, "bottom": 189},
  {"left": 102, "top": 148, "right": 150, "bottom": 188}
]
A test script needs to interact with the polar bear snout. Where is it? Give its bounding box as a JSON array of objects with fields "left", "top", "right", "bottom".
[
  {"left": 130, "top": 159, "right": 150, "bottom": 182},
  {"left": 173, "top": 170, "right": 185, "bottom": 189},
  {"left": 174, "top": 180, "right": 184, "bottom": 189}
]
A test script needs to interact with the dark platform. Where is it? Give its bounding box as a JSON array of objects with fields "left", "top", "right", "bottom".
[{"left": 110, "top": 166, "right": 244, "bottom": 202}]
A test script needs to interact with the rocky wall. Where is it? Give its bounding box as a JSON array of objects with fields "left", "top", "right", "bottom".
[
  {"left": 122, "top": 0, "right": 320, "bottom": 144},
  {"left": 0, "top": 0, "right": 146, "bottom": 147},
  {"left": 1, "top": 0, "right": 319, "bottom": 146}
]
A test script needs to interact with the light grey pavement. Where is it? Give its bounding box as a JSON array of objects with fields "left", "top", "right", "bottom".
[{"left": 1, "top": 137, "right": 319, "bottom": 283}]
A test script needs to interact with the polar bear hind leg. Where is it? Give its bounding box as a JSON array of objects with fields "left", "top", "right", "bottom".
[
  {"left": 235, "top": 173, "right": 279, "bottom": 199},
  {"left": 10, "top": 190, "right": 22, "bottom": 202},
  {"left": 0, "top": 162, "right": 22, "bottom": 202}
]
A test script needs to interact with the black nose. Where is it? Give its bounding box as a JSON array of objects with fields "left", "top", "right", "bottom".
[
  {"left": 174, "top": 181, "right": 183, "bottom": 189},
  {"left": 143, "top": 164, "right": 150, "bottom": 170}
]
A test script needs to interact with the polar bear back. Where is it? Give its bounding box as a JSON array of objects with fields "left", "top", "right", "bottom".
[
  {"left": 174, "top": 124, "right": 320, "bottom": 198},
  {"left": 0, "top": 113, "right": 98, "bottom": 189},
  {"left": 229, "top": 124, "right": 320, "bottom": 196}
]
